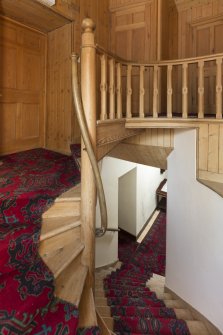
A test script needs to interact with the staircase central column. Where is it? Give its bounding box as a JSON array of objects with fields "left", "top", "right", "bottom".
[{"left": 80, "top": 18, "right": 97, "bottom": 288}]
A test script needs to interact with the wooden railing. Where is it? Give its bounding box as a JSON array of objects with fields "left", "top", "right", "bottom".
[
  {"left": 96, "top": 46, "right": 223, "bottom": 121},
  {"left": 77, "top": 17, "right": 223, "bottom": 289}
]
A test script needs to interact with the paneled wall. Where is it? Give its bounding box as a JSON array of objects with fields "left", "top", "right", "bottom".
[
  {"left": 46, "top": 0, "right": 110, "bottom": 153},
  {"left": 172, "top": 0, "right": 223, "bottom": 115},
  {"left": 176, "top": 0, "right": 223, "bottom": 58},
  {"left": 0, "top": 17, "right": 46, "bottom": 155},
  {"left": 46, "top": 23, "right": 77, "bottom": 153},
  {"left": 110, "top": 0, "right": 158, "bottom": 62},
  {"left": 198, "top": 123, "right": 223, "bottom": 183}
]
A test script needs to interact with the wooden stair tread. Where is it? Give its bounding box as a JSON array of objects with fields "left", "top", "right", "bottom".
[
  {"left": 41, "top": 239, "right": 84, "bottom": 278},
  {"left": 164, "top": 299, "right": 185, "bottom": 309},
  {"left": 55, "top": 184, "right": 81, "bottom": 202},
  {"left": 174, "top": 308, "right": 194, "bottom": 320},
  {"left": 96, "top": 306, "right": 111, "bottom": 317},
  {"left": 187, "top": 321, "right": 210, "bottom": 335},
  {"left": 42, "top": 200, "right": 80, "bottom": 218},
  {"left": 40, "top": 216, "right": 81, "bottom": 241},
  {"left": 55, "top": 261, "right": 88, "bottom": 306}
]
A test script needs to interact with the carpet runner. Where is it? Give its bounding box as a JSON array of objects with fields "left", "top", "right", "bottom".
[
  {"left": 104, "top": 212, "right": 191, "bottom": 335},
  {"left": 0, "top": 148, "right": 97, "bottom": 334}
]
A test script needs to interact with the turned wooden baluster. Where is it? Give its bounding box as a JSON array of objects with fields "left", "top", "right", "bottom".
[
  {"left": 139, "top": 65, "right": 145, "bottom": 118},
  {"left": 100, "top": 54, "right": 107, "bottom": 120},
  {"left": 153, "top": 65, "right": 159, "bottom": 118},
  {"left": 126, "top": 64, "right": 132, "bottom": 118},
  {"left": 80, "top": 18, "right": 96, "bottom": 288},
  {"left": 198, "top": 60, "right": 204, "bottom": 119},
  {"left": 116, "top": 63, "right": 122, "bottom": 119},
  {"left": 167, "top": 64, "right": 173, "bottom": 118},
  {"left": 216, "top": 57, "right": 222, "bottom": 119},
  {"left": 109, "top": 58, "right": 115, "bottom": 120},
  {"left": 182, "top": 63, "right": 188, "bottom": 118}
]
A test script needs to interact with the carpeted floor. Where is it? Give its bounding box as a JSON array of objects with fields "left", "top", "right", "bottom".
[
  {"left": 118, "top": 230, "right": 139, "bottom": 264},
  {"left": 104, "top": 212, "right": 191, "bottom": 334},
  {"left": 0, "top": 148, "right": 86, "bottom": 334}
]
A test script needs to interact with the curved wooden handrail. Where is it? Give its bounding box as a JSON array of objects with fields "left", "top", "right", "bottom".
[
  {"left": 71, "top": 53, "right": 108, "bottom": 237},
  {"left": 96, "top": 43, "right": 223, "bottom": 67}
]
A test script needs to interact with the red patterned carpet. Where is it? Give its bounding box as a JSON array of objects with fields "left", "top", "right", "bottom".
[
  {"left": 104, "top": 213, "right": 191, "bottom": 335},
  {"left": 0, "top": 148, "right": 96, "bottom": 334}
]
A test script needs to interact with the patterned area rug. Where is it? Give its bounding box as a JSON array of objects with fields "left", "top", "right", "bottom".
[
  {"left": 105, "top": 212, "right": 191, "bottom": 334},
  {"left": 0, "top": 148, "right": 81, "bottom": 334}
]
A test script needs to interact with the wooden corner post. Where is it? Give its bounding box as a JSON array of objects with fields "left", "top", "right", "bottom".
[{"left": 80, "top": 18, "right": 97, "bottom": 287}]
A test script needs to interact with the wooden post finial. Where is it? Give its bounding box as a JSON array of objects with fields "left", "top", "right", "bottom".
[{"left": 82, "top": 18, "right": 96, "bottom": 33}]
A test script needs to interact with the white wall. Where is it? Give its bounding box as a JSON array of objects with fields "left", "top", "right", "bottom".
[
  {"left": 167, "top": 129, "right": 223, "bottom": 332},
  {"left": 119, "top": 168, "right": 137, "bottom": 235},
  {"left": 136, "top": 165, "right": 166, "bottom": 235},
  {"left": 95, "top": 157, "right": 136, "bottom": 268},
  {"left": 96, "top": 156, "right": 166, "bottom": 267}
]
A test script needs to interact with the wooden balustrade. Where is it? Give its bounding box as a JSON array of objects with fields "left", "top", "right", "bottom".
[
  {"left": 216, "top": 58, "right": 223, "bottom": 119},
  {"left": 182, "top": 63, "right": 188, "bottom": 118},
  {"left": 95, "top": 45, "right": 223, "bottom": 121}
]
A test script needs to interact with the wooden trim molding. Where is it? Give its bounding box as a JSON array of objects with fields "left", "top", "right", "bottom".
[
  {"left": 174, "top": 0, "right": 210, "bottom": 12},
  {"left": 109, "top": 0, "right": 153, "bottom": 11},
  {"left": 165, "top": 286, "right": 222, "bottom": 335}
]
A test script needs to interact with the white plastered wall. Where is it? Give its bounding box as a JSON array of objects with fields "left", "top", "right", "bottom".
[
  {"left": 119, "top": 168, "right": 137, "bottom": 236},
  {"left": 96, "top": 156, "right": 166, "bottom": 267},
  {"left": 167, "top": 129, "right": 223, "bottom": 332},
  {"left": 136, "top": 165, "right": 166, "bottom": 236},
  {"left": 95, "top": 157, "right": 136, "bottom": 268}
]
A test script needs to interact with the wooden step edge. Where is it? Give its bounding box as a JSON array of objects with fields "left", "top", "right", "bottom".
[
  {"left": 78, "top": 287, "right": 98, "bottom": 328},
  {"left": 96, "top": 306, "right": 111, "bottom": 318},
  {"left": 55, "top": 262, "right": 88, "bottom": 306},
  {"left": 101, "top": 317, "right": 114, "bottom": 332},
  {"left": 42, "top": 201, "right": 81, "bottom": 219},
  {"left": 55, "top": 185, "right": 81, "bottom": 202},
  {"left": 174, "top": 308, "right": 194, "bottom": 321},
  {"left": 95, "top": 297, "right": 107, "bottom": 306},
  {"left": 40, "top": 216, "right": 81, "bottom": 241},
  {"left": 54, "top": 242, "right": 85, "bottom": 279},
  {"left": 186, "top": 321, "right": 210, "bottom": 335},
  {"left": 164, "top": 299, "right": 186, "bottom": 309},
  {"left": 96, "top": 310, "right": 111, "bottom": 335}
]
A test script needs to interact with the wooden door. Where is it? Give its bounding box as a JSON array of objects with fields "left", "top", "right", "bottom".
[
  {"left": 0, "top": 18, "right": 46, "bottom": 155},
  {"left": 190, "top": 21, "right": 223, "bottom": 115}
]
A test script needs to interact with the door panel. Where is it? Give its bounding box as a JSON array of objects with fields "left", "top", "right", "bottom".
[{"left": 0, "top": 18, "right": 46, "bottom": 155}]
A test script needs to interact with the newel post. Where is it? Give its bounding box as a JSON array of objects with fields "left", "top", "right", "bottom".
[{"left": 80, "top": 18, "right": 97, "bottom": 287}]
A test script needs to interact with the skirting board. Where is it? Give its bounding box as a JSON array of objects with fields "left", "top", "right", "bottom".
[{"left": 165, "top": 286, "right": 222, "bottom": 335}]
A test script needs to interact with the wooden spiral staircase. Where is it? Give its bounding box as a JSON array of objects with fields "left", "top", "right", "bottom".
[
  {"left": 35, "top": 17, "right": 223, "bottom": 334},
  {"left": 39, "top": 182, "right": 99, "bottom": 329}
]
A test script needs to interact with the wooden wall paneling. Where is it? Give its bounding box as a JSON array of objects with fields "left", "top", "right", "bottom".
[
  {"left": 46, "top": 23, "right": 81, "bottom": 154},
  {"left": 124, "top": 128, "right": 174, "bottom": 149},
  {"left": 110, "top": 1, "right": 158, "bottom": 62},
  {"left": 208, "top": 124, "right": 219, "bottom": 173},
  {"left": 0, "top": 0, "right": 72, "bottom": 33},
  {"left": 54, "top": 0, "right": 80, "bottom": 20},
  {"left": 167, "top": 0, "right": 178, "bottom": 60},
  {"left": 198, "top": 124, "right": 209, "bottom": 171},
  {"left": 79, "top": 0, "right": 110, "bottom": 49},
  {"left": 0, "top": 17, "right": 46, "bottom": 155}
]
